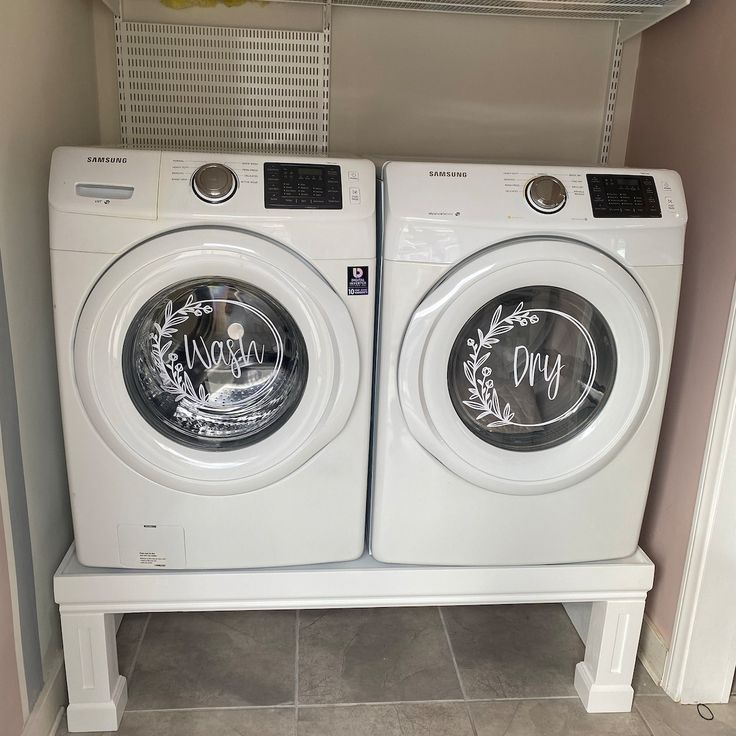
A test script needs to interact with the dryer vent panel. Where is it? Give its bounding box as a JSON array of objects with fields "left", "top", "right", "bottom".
[{"left": 115, "top": 19, "right": 330, "bottom": 154}]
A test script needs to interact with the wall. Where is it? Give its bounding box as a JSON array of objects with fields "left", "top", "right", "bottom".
[
  {"left": 0, "top": 445, "right": 24, "bottom": 736},
  {"left": 329, "top": 10, "right": 614, "bottom": 164},
  {"left": 627, "top": 0, "right": 736, "bottom": 644},
  {"left": 0, "top": 0, "right": 100, "bottom": 707},
  {"left": 93, "top": 2, "right": 638, "bottom": 166}
]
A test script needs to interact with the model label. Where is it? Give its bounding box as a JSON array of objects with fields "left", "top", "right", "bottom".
[{"left": 347, "top": 266, "right": 369, "bottom": 296}]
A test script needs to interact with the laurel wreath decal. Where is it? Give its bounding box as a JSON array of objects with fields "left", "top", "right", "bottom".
[
  {"left": 462, "top": 302, "right": 539, "bottom": 428},
  {"left": 149, "top": 293, "right": 214, "bottom": 406}
]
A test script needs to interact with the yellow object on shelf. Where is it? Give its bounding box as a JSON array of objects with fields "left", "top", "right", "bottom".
[{"left": 160, "top": 0, "right": 255, "bottom": 8}]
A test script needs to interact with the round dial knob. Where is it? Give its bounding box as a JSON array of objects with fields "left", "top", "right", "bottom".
[
  {"left": 192, "top": 163, "right": 237, "bottom": 204},
  {"left": 525, "top": 175, "right": 567, "bottom": 214}
]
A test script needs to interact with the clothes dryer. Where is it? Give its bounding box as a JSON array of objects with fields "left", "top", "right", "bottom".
[
  {"left": 371, "top": 162, "right": 686, "bottom": 565},
  {"left": 50, "top": 148, "right": 375, "bottom": 569}
]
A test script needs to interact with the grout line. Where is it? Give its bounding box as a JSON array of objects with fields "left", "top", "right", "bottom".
[
  {"left": 125, "top": 695, "right": 598, "bottom": 715},
  {"left": 295, "top": 610, "right": 300, "bottom": 729},
  {"left": 126, "top": 700, "right": 468, "bottom": 714},
  {"left": 125, "top": 612, "right": 152, "bottom": 683},
  {"left": 299, "top": 699, "right": 467, "bottom": 708},
  {"left": 126, "top": 704, "right": 296, "bottom": 714},
  {"left": 438, "top": 607, "right": 478, "bottom": 736},
  {"left": 465, "top": 695, "right": 579, "bottom": 703},
  {"left": 124, "top": 695, "right": 591, "bottom": 715},
  {"left": 126, "top": 692, "right": 673, "bottom": 717},
  {"left": 437, "top": 608, "right": 468, "bottom": 700},
  {"left": 632, "top": 700, "right": 657, "bottom": 736}
]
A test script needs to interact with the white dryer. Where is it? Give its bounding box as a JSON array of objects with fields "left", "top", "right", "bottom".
[
  {"left": 49, "top": 147, "right": 375, "bottom": 569},
  {"left": 371, "top": 162, "right": 686, "bottom": 566}
]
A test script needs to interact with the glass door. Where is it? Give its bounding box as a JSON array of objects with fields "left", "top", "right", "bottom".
[
  {"left": 74, "top": 228, "right": 360, "bottom": 495},
  {"left": 398, "top": 239, "right": 659, "bottom": 495},
  {"left": 447, "top": 285, "right": 617, "bottom": 452},
  {"left": 123, "top": 278, "right": 308, "bottom": 450}
]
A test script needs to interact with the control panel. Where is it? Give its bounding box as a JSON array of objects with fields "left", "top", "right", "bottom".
[
  {"left": 587, "top": 174, "right": 661, "bottom": 218},
  {"left": 264, "top": 162, "right": 342, "bottom": 209}
]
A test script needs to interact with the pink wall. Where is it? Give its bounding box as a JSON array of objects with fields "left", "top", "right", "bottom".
[
  {"left": 0, "top": 496, "right": 24, "bottom": 736},
  {"left": 627, "top": 0, "right": 736, "bottom": 643}
]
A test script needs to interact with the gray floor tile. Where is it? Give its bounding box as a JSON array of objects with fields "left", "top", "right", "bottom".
[
  {"left": 116, "top": 614, "right": 149, "bottom": 680},
  {"left": 127, "top": 611, "right": 296, "bottom": 710},
  {"left": 633, "top": 661, "right": 663, "bottom": 695},
  {"left": 298, "top": 703, "right": 474, "bottom": 736},
  {"left": 636, "top": 695, "right": 736, "bottom": 735},
  {"left": 443, "top": 604, "right": 584, "bottom": 699},
  {"left": 298, "top": 608, "right": 463, "bottom": 704},
  {"left": 58, "top": 708, "right": 295, "bottom": 736},
  {"left": 470, "top": 699, "right": 652, "bottom": 736}
]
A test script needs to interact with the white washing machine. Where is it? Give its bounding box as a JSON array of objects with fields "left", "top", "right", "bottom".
[
  {"left": 49, "top": 147, "right": 375, "bottom": 569},
  {"left": 371, "top": 162, "right": 686, "bottom": 566}
]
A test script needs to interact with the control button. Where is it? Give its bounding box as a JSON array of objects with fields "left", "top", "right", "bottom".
[
  {"left": 348, "top": 170, "right": 359, "bottom": 181},
  {"left": 525, "top": 175, "right": 567, "bottom": 214},
  {"left": 192, "top": 163, "right": 237, "bottom": 204},
  {"left": 349, "top": 187, "right": 361, "bottom": 204}
]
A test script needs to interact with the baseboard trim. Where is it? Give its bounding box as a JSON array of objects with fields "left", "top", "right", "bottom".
[
  {"left": 21, "top": 651, "right": 66, "bottom": 736},
  {"left": 638, "top": 614, "right": 669, "bottom": 687}
]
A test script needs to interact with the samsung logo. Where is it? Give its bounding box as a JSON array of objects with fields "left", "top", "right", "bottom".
[
  {"left": 429, "top": 171, "right": 467, "bottom": 178},
  {"left": 87, "top": 156, "right": 127, "bottom": 163}
]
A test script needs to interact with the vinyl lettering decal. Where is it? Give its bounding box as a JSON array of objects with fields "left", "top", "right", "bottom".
[
  {"left": 150, "top": 293, "right": 282, "bottom": 406},
  {"left": 462, "top": 302, "right": 596, "bottom": 430}
]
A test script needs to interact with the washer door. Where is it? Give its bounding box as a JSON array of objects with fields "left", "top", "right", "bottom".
[
  {"left": 398, "top": 239, "right": 660, "bottom": 495},
  {"left": 75, "top": 228, "right": 359, "bottom": 495}
]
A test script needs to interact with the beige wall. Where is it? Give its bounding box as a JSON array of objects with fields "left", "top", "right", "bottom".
[
  {"left": 93, "top": 3, "right": 636, "bottom": 166},
  {"left": 329, "top": 10, "right": 614, "bottom": 164},
  {"left": 0, "top": 0, "right": 100, "bottom": 684},
  {"left": 627, "top": 0, "right": 736, "bottom": 644},
  {"left": 0, "top": 450, "right": 23, "bottom": 736}
]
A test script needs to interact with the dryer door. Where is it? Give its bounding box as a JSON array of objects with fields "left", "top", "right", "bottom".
[
  {"left": 75, "top": 228, "right": 360, "bottom": 495},
  {"left": 398, "top": 238, "right": 660, "bottom": 495}
]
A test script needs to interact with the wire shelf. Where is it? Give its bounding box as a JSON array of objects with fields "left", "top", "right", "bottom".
[{"left": 116, "top": 19, "right": 331, "bottom": 154}]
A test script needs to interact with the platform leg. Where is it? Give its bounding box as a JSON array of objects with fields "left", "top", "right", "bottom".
[
  {"left": 574, "top": 598, "right": 645, "bottom": 713},
  {"left": 61, "top": 610, "right": 128, "bottom": 732}
]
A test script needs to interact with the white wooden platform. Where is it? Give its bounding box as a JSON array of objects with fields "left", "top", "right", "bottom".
[{"left": 54, "top": 545, "right": 655, "bottom": 732}]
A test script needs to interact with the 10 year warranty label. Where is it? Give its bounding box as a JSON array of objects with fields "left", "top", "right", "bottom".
[{"left": 347, "top": 266, "right": 369, "bottom": 296}]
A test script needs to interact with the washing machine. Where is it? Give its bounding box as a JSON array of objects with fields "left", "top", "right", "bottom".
[
  {"left": 370, "top": 162, "right": 686, "bottom": 566},
  {"left": 49, "top": 147, "right": 375, "bottom": 569}
]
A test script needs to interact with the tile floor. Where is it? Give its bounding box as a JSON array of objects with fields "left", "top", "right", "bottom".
[{"left": 57, "top": 604, "right": 735, "bottom": 735}]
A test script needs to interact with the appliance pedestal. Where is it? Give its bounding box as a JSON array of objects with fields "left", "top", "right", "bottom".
[{"left": 54, "top": 545, "right": 654, "bottom": 732}]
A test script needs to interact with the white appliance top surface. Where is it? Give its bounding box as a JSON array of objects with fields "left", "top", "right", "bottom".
[
  {"left": 48, "top": 147, "right": 375, "bottom": 222},
  {"left": 382, "top": 161, "right": 687, "bottom": 266}
]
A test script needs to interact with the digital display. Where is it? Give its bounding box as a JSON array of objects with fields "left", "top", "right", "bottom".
[
  {"left": 587, "top": 174, "right": 661, "bottom": 219},
  {"left": 264, "top": 162, "right": 342, "bottom": 209}
]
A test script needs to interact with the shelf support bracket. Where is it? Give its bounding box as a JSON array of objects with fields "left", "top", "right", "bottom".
[{"left": 599, "top": 21, "right": 622, "bottom": 165}]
